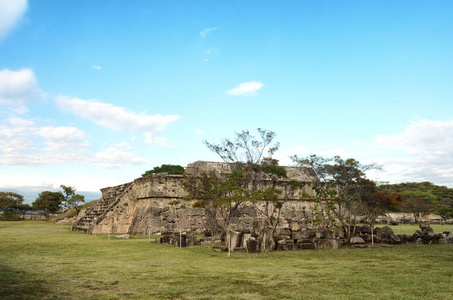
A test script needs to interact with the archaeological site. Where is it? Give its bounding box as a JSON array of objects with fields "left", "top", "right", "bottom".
[{"left": 73, "top": 161, "right": 453, "bottom": 252}]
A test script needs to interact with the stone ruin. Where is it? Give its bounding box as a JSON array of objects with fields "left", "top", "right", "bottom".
[
  {"left": 73, "top": 161, "right": 316, "bottom": 235},
  {"left": 155, "top": 220, "right": 453, "bottom": 252},
  {"left": 73, "top": 160, "right": 453, "bottom": 252}
]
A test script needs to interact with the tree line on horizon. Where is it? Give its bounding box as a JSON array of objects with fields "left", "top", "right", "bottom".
[{"left": 0, "top": 185, "right": 85, "bottom": 221}]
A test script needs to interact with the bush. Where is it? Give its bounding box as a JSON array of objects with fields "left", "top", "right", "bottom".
[{"left": 142, "top": 164, "right": 185, "bottom": 177}]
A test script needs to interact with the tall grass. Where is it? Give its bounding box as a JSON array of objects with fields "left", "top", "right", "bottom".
[{"left": 1, "top": 221, "right": 452, "bottom": 299}]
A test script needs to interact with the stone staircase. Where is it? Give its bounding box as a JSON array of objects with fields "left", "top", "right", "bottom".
[{"left": 72, "top": 182, "right": 134, "bottom": 234}]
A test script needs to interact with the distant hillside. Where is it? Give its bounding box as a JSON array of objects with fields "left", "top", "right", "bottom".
[{"left": 379, "top": 182, "right": 453, "bottom": 218}]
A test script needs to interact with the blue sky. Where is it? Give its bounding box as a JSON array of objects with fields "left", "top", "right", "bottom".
[{"left": 1, "top": 0, "right": 452, "bottom": 203}]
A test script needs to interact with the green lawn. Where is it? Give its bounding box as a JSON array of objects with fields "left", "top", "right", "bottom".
[
  {"left": 1, "top": 221, "right": 452, "bottom": 299},
  {"left": 384, "top": 223, "right": 453, "bottom": 235}
]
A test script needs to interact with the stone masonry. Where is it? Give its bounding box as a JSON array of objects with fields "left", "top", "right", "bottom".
[{"left": 73, "top": 161, "right": 316, "bottom": 235}]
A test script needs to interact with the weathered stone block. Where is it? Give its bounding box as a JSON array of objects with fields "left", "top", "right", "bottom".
[
  {"left": 316, "top": 229, "right": 327, "bottom": 239},
  {"left": 297, "top": 242, "right": 315, "bottom": 250},
  {"left": 186, "top": 236, "right": 197, "bottom": 246},
  {"left": 226, "top": 231, "right": 242, "bottom": 250},
  {"left": 316, "top": 238, "right": 339, "bottom": 250},
  {"left": 291, "top": 231, "right": 303, "bottom": 239},
  {"left": 290, "top": 220, "right": 301, "bottom": 232},
  {"left": 276, "top": 243, "right": 295, "bottom": 251},
  {"left": 350, "top": 237, "right": 365, "bottom": 244},
  {"left": 242, "top": 233, "right": 252, "bottom": 249},
  {"left": 246, "top": 239, "right": 259, "bottom": 253}
]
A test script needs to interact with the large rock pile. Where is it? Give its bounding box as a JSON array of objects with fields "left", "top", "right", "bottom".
[
  {"left": 223, "top": 219, "right": 347, "bottom": 253},
  {"left": 350, "top": 224, "right": 453, "bottom": 245},
  {"left": 155, "top": 222, "right": 453, "bottom": 252}
]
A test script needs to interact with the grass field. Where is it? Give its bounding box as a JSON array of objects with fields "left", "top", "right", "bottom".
[
  {"left": 381, "top": 223, "right": 453, "bottom": 235},
  {"left": 1, "top": 222, "right": 452, "bottom": 299}
]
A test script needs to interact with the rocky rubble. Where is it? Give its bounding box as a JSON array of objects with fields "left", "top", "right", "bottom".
[
  {"left": 155, "top": 231, "right": 197, "bottom": 247},
  {"left": 154, "top": 220, "right": 453, "bottom": 252}
]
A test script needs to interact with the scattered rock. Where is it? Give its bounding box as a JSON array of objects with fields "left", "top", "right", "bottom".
[{"left": 115, "top": 234, "right": 130, "bottom": 239}]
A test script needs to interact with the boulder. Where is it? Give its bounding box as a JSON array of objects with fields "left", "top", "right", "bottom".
[
  {"left": 350, "top": 236, "right": 365, "bottom": 244},
  {"left": 443, "top": 231, "right": 453, "bottom": 241}
]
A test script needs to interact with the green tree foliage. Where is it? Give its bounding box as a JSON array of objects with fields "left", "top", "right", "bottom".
[
  {"left": 378, "top": 182, "right": 453, "bottom": 218},
  {"left": 357, "top": 179, "right": 403, "bottom": 245},
  {"left": 291, "top": 155, "right": 379, "bottom": 242},
  {"left": 60, "top": 185, "right": 85, "bottom": 213},
  {"left": 183, "top": 129, "right": 288, "bottom": 240},
  {"left": 32, "top": 191, "right": 64, "bottom": 219},
  {"left": 142, "top": 164, "right": 185, "bottom": 177},
  {"left": 0, "top": 192, "right": 31, "bottom": 220}
]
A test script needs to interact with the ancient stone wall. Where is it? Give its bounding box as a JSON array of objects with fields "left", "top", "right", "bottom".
[{"left": 85, "top": 161, "right": 318, "bottom": 235}]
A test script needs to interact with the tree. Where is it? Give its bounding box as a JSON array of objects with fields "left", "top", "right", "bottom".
[
  {"left": 401, "top": 197, "right": 430, "bottom": 224},
  {"left": 60, "top": 185, "right": 85, "bottom": 213},
  {"left": 0, "top": 192, "right": 31, "bottom": 220},
  {"left": 357, "top": 179, "right": 403, "bottom": 245},
  {"left": 142, "top": 164, "right": 185, "bottom": 177},
  {"left": 291, "top": 155, "right": 379, "bottom": 243},
  {"left": 32, "top": 191, "right": 64, "bottom": 219},
  {"left": 183, "top": 129, "right": 288, "bottom": 247}
]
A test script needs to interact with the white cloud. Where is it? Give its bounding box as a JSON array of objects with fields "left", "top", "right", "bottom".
[
  {"left": 92, "top": 66, "right": 101, "bottom": 70},
  {"left": 0, "top": 116, "right": 148, "bottom": 169},
  {"left": 376, "top": 120, "right": 453, "bottom": 159},
  {"left": 225, "top": 81, "right": 264, "bottom": 96},
  {"left": 54, "top": 95, "right": 180, "bottom": 144},
  {"left": 375, "top": 119, "right": 453, "bottom": 187},
  {"left": 0, "top": 117, "right": 88, "bottom": 166},
  {"left": 0, "top": 69, "right": 40, "bottom": 106},
  {"left": 200, "top": 27, "right": 218, "bottom": 38},
  {"left": 37, "top": 126, "right": 88, "bottom": 151},
  {"left": 93, "top": 147, "right": 147, "bottom": 169},
  {"left": 203, "top": 58, "right": 209, "bottom": 62},
  {"left": 0, "top": 0, "right": 27, "bottom": 42},
  {"left": 195, "top": 129, "right": 204, "bottom": 135}
]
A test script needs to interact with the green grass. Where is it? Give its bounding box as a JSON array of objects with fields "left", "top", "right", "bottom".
[
  {"left": 1, "top": 222, "right": 452, "bottom": 299},
  {"left": 384, "top": 224, "right": 453, "bottom": 235}
]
